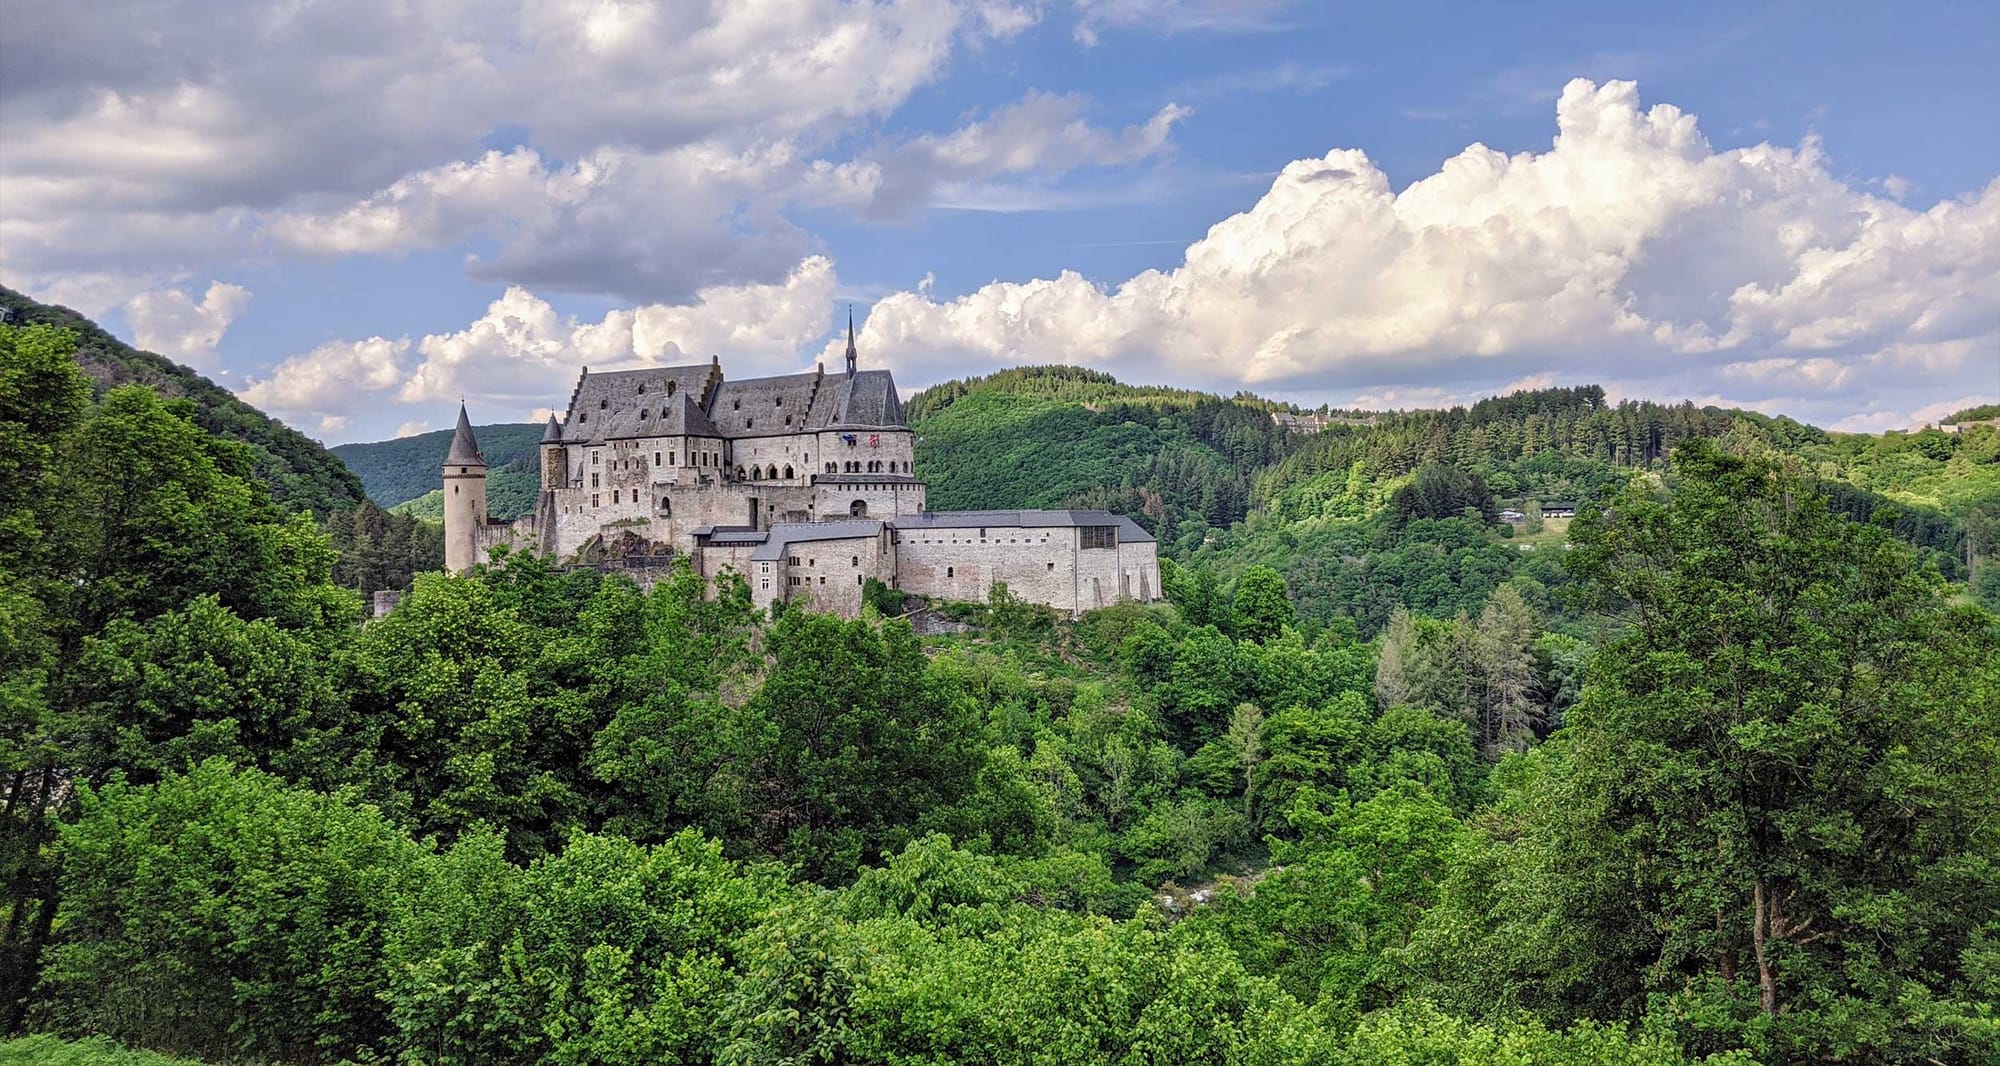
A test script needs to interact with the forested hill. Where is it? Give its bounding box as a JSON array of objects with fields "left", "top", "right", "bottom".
[
  {"left": 0, "top": 286, "right": 365, "bottom": 515},
  {"left": 909, "top": 368, "right": 1999, "bottom": 626},
  {"left": 332, "top": 422, "right": 544, "bottom": 517}
]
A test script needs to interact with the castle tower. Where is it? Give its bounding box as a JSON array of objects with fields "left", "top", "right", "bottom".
[
  {"left": 538, "top": 411, "right": 565, "bottom": 492},
  {"left": 442, "top": 403, "right": 487, "bottom": 573}
]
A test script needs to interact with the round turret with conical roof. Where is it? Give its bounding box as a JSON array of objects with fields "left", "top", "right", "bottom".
[{"left": 442, "top": 403, "right": 488, "bottom": 573}]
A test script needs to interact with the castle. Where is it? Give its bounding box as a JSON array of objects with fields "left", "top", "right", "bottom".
[{"left": 442, "top": 321, "right": 1161, "bottom": 617}]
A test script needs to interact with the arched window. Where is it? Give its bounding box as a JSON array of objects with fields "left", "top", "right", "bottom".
[
  {"left": 767, "top": 464, "right": 778, "bottom": 480},
  {"left": 783, "top": 465, "right": 794, "bottom": 479},
  {"left": 849, "top": 500, "right": 867, "bottom": 517},
  {"left": 825, "top": 462, "right": 836, "bottom": 473},
  {"left": 660, "top": 497, "right": 671, "bottom": 515},
  {"left": 735, "top": 466, "right": 746, "bottom": 480},
  {"left": 751, "top": 467, "right": 761, "bottom": 480}
]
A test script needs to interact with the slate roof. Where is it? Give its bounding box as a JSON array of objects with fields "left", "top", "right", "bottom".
[
  {"left": 750, "top": 520, "right": 887, "bottom": 561},
  {"left": 444, "top": 405, "right": 485, "bottom": 465},
  {"left": 559, "top": 360, "right": 906, "bottom": 444},
  {"left": 891, "top": 509, "right": 1156, "bottom": 543},
  {"left": 828, "top": 369, "right": 905, "bottom": 427},
  {"left": 690, "top": 526, "right": 768, "bottom": 545},
  {"left": 708, "top": 370, "right": 823, "bottom": 437},
  {"left": 541, "top": 413, "right": 563, "bottom": 443},
  {"left": 563, "top": 366, "right": 721, "bottom": 445}
]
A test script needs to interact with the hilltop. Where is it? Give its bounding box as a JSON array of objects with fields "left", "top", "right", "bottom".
[
  {"left": 0, "top": 287, "right": 365, "bottom": 515},
  {"left": 331, "top": 422, "right": 544, "bottom": 518}
]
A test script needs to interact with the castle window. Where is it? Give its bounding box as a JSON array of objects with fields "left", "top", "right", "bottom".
[
  {"left": 767, "top": 465, "right": 778, "bottom": 480},
  {"left": 826, "top": 463, "right": 836, "bottom": 473},
  {"left": 591, "top": 474, "right": 599, "bottom": 488},
  {"left": 667, "top": 381, "right": 676, "bottom": 396},
  {"left": 784, "top": 416, "right": 791, "bottom": 425},
  {"left": 659, "top": 497, "right": 671, "bottom": 515},
  {"left": 593, "top": 452, "right": 600, "bottom": 464},
  {"left": 784, "top": 465, "right": 794, "bottom": 479},
  {"left": 978, "top": 528, "right": 986, "bottom": 539},
  {"left": 670, "top": 452, "right": 676, "bottom": 466},
  {"left": 751, "top": 467, "right": 761, "bottom": 481},
  {"left": 637, "top": 383, "right": 645, "bottom": 393},
  {"left": 578, "top": 412, "right": 586, "bottom": 423},
  {"left": 1081, "top": 526, "right": 1118, "bottom": 550},
  {"left": 591, "top": 494, "right": 600, "bottom": 507},
  {"left": 1048, "top": 562, "right": 1055, "bottom": 571},
  {"left": 453, "top": 485, "right": 458, "bottom": 495},
  {"left": 851, "top": 556, "right": 859, "bottom": 567},
  {"left": 600, "top": 399, "right": 608, "bottom": 409},
  {"left": 746, "top": 419, "right": 753, "bottom": 429},
  {"left": 639, "top": 409, "right": 648, "bottom": 420},
  {"left": 775, "top": 397, "right": 782, "bottom": 407},
  {"left": 947, "top": 566, "right": 954, "bottom": 578},
  {"left": 654, "top": 451, "right": 661, "bottom": 466},
  {"left": 849, "top": 500, "right": 867, "bottom": 517},
  {"left": 733, "top": 399, "right": 740, "bottom": 410}
]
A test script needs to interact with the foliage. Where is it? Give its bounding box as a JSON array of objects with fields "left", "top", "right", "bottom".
[
  {"left": 0, "top": 289, "right": 364, "bottom": 516},
  {"left": 0, "top": 1035, "right": 216, "bottom": 1065},
  {"left": 5, "top": 332, "right": 1998, "bottom": 1065},
  {"left": 331, "top": 420, "right": 546, "bottom": 515}
]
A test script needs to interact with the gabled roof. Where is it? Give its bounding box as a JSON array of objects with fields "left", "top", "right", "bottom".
[
  {"left": 891, "top": 509, "right": 1155, "bottom": 543},
  {"left": 444, "top": 404, "right": 485, "bottom": 465}
]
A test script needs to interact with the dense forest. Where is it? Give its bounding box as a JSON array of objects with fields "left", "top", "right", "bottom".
[
  {"left": 0, "top": 288, "right": 364, "bottom": 516},
  {"left": 6, "top": 320, "right": 2000, "bottom": 1065}
]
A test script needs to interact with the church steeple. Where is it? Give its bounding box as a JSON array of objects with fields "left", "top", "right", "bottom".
[{"left": 844, "top": 305, "right": 858, "bottom": 375}]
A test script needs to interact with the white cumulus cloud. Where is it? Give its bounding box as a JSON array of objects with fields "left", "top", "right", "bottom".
[
  {"left": 838, "top": 79, "right": 2000, "bottom": 429},
  {"left": 123, "top": 281, "right": 252, "bottom": 368}
]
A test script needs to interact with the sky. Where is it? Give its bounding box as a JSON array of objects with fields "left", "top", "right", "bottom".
[{"left": 2, "top": 0, "right": 1996, "bottom": 444}]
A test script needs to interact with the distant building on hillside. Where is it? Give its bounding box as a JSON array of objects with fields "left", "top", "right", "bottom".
[
  {"left": 441, "top": 321, "right": 1161, "bottom": 617},
  {"left": 1271, "top": 410, "right": 1378, "bottom": 434}
]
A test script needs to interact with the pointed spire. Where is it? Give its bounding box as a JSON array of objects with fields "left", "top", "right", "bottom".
[
  {"left": 540, "top": 410, "right": 563, "bottom": 444},
  {"left": 444, "top": 403, "right": 486, "bottom": 466},
  {"left": 844, "top": 304, "right": 858, "bottom": 375}
]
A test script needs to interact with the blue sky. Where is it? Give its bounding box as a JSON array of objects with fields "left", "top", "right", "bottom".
[{"left": 2, "top": 0, "right": 1995, "bottom": 442}]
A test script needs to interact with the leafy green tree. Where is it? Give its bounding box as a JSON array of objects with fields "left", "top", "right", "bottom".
[
  {"left": 747, "top": 611, "right": 984, "bottom": 880},
  {"left": 1231, "top": 564, "right": 1294, "bottom": 642},
  {"left": 1421, "top": 441, "right": 2000, "bottom": 1062},
  {"left": 43, "top": 761, "right": 425, "bottom": 1063}
]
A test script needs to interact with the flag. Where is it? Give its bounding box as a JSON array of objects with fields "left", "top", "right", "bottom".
[{"left": 868, "top": 434, "right": 880, "bottom": 447}]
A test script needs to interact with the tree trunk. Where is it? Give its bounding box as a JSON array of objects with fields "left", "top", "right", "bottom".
[{"left": 1752, "top": 878, "right": 1777, "bottom": 1015}]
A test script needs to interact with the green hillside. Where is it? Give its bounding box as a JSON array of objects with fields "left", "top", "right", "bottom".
[
  {"left": 909, "top": 369, "right": 2000, "bottom": 627},
  {"left": 0, "top": 286, "right": 365, "bottom": 515},
  {"left": 332, "top": 422, "right": 543, "bottom": 516}
]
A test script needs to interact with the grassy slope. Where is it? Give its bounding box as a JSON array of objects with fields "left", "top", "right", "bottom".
[
  {"left": 1, "top": 287, "right": 365, "bottom": 516},
  {"left": 332, "top": 422, "right": 544, "bottom": 516}
]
